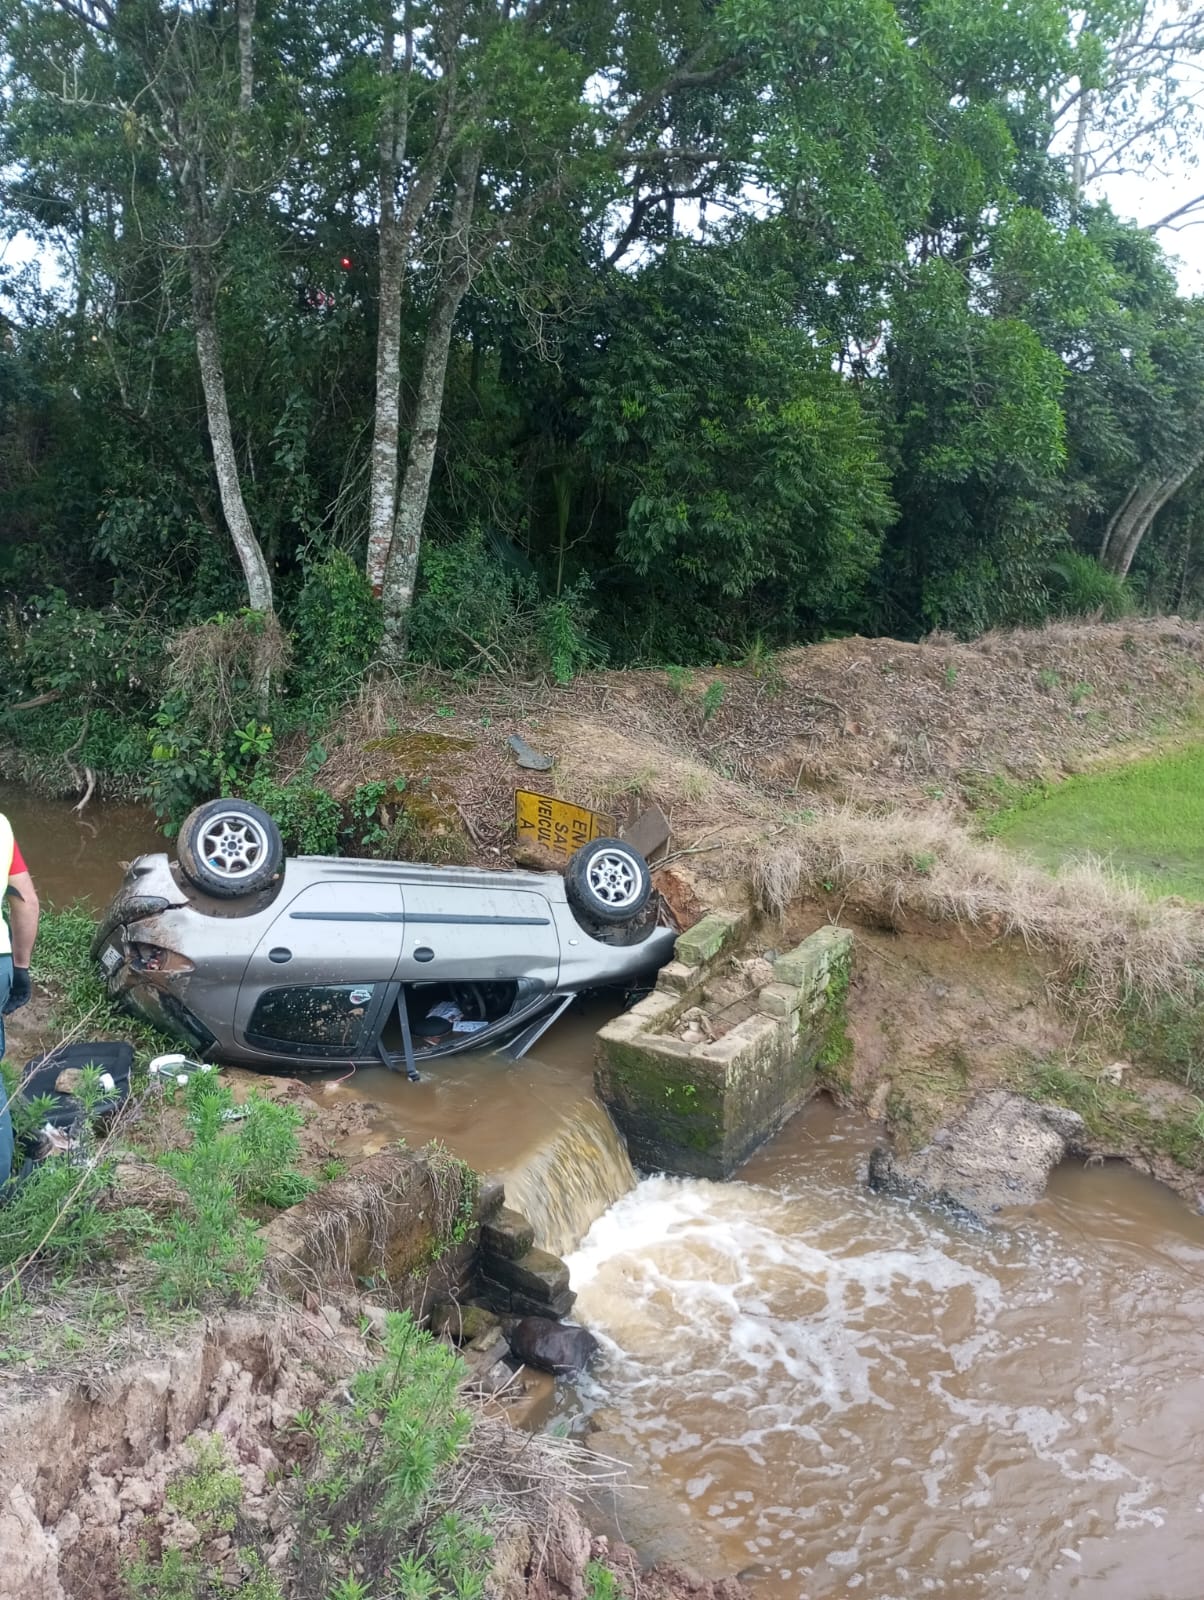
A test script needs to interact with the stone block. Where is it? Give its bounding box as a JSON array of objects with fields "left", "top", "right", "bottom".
[
  {"left": 430, "top": 1301, "right": 498, "bottom": 1346},
  {"left": 487, "top": 1246, "right": 570, "bottom": 1302},
  {"left": 655, "top": 960, "right": 701, "bottom": 994},
  {"left": 674, "top": 913, "right": 744, "bottom": 968},
  {"left": 476, "top": 1274, "right": 512, "bottom": 1312},
  {"left": 479, "top": 1207, "right": 536, "bottom": 1261},
  {"left": 475, "top": 1177, "right": 505, "bottom": 1220},
  {"left": 510, "top": 1285, "right": 576, "bottom": 1319},
  {"left": 756, "top": 983, "right": 803, "bottom": 1020},
  {"left": 772, "top": 926, "right": 853, "bottom": 993},
  {"left": 596, "top": 922, "right": 854, "bottom": 1181},
  {"left": 628, "top": 989, "right": 679, "bottom": 1025}
]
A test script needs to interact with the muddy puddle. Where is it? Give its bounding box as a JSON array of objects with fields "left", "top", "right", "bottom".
[{"left": 0, "top": 783, "right": 163, "bottom": 907}]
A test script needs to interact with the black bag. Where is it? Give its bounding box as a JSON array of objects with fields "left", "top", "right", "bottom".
[{"left": 19, "top": 1040, "right": 135, "bottom": 1130}]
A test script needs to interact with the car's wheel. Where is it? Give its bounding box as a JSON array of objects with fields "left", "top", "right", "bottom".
[
  {"left": 565, "top": 837, "right": 653, "bottom": 926},
  {"left": 177, "top": 798, "right": 284, "bottom": 899}
]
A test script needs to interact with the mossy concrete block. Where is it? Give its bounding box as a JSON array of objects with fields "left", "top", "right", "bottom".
[
  {"left": 756, "top": 983, "right": 804, "bottom": 1020},
  {"left": 674, "top": 912, "right": 745, "bottom": 969},
  {"left": 772, "top": 926, "right": 853, "bottom": 994},
  {"left": 595, "top": 1036, "right": 726, "bottom": 1179},
  {"left": 656, "top": 960, "right": 701, "bottom": 994},
  {"left": 430, "top": 1301, "right": 498, "bottom": 1346},
  {"left": 479, "top": 1207, "right": 536, "bottom": 1261},
  {"left": 595, "top": 922, "right": 856, "bottom": 1181}
]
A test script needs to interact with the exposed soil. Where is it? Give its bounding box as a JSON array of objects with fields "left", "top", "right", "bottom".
[
  {"left": 0, "top": 1296, "right": 731, "bottom": 1600},
  {"left": 298, "top": 619, "right": 1204, "bottom": 881},
  {"left": 778, "top": 906, "right": 1204, "bottom": 1208}
]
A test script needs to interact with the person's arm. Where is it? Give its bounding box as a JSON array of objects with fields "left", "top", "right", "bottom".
[{"left": 7, "top": 869, "right": 39, "bottom": 968}]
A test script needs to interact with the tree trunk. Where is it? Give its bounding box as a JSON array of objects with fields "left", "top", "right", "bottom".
[
  {"left": 1071, "top": 89, "right": 1091, "bottom": 196},
  {"left": 367, "top": 11, "right": 408, "bottom": 596},
  {"left": 237, "top": 0, "right": 256, "bottom": 110},
  {"left": 189, "top": 247, "right": 274, "bottom": 617},
  {"left": 1103, "top": 442, "right": 1204, "bottom": 578},
  {"left": 379, "top": 156, "right": 479, "bottom": 660}
]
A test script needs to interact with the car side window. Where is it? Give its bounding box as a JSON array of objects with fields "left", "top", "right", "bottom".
[{"left": 248, "top": 984, "right": 376, "bottom": 1049}]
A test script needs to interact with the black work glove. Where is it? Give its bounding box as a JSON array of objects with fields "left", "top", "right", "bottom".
[{"left": 3, "top": 967, "right": 31, "bottom": 1015}]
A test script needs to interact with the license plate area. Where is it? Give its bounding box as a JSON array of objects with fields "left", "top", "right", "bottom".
[{"left": 100, "top": 943, "right": 124, "bottom": 976}]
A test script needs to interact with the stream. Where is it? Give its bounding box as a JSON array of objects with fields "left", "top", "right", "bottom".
[{"left": 7, "top": 789, "right": 1204, "bottom": 1597}]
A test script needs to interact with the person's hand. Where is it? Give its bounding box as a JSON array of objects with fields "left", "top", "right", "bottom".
[{"left": 3, "top": 968, "right": 31, "bottom": 1015}]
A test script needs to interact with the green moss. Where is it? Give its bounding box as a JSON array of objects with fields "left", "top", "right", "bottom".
[
  {"left": 1024, "top": 1059, "right": 1204, "bottom": 1170},
  {"left": 599, "top": 1041, "right": 724, "bottom": 1155},
  {"left": 815, "top": 955, "right": 853, "bottom": 1096}
]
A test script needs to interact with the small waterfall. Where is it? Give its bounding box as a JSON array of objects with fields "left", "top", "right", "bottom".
[{"left": 503, "top": 1097, "right": 637, "bottom": 1258}]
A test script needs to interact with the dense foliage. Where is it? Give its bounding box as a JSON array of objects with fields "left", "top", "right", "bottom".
[{"left": 1, "top": 0, "right": 1203, "bottom": 798}]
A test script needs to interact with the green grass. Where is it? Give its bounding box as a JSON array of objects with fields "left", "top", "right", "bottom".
[
  {"left": 1024, "top": 1059, "right": 1204, "bottom": 1168},
  {"left": 987, "top": 744, "right": 1204, "bottom": 899}
]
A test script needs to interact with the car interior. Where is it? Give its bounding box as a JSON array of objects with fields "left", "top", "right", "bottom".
[{"left": 378, "top": 981, "right": 526, "bottom": 1059}]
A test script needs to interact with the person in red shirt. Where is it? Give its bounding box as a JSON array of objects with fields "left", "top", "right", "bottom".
[
  {"left": 2, "top": 833, "right": 38, "bottom": 1024},
  {"left": 1, "top": 818, "right": 40, "bottom": 1189}
]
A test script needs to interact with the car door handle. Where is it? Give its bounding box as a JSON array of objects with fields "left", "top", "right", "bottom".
[{"left": 413, "top": 947, "right": 435, "bottom": 963}]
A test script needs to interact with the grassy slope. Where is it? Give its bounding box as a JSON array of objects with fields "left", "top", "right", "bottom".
[{"left": 989, "top": 744, "right": 1204, "bottom": 900}]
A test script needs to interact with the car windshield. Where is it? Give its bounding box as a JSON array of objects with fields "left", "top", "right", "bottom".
[{"left": 248, "top": 984, "right": 377, "bottom": 1048}]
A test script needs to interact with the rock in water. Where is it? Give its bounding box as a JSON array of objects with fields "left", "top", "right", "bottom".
[
  {"left": 867, "top": 1089, "right": 1087, "bottom": 1223},
  {"left": 506, "top": 1317, "right": 599, "bottom": 1375}
]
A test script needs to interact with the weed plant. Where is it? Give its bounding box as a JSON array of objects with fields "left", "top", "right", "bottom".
[
  {"left": 1, "top": 1064, "right": 312, "bottom": 1316},
  {"left": 127, "top": 1315, "right": 494, "bottom": 1600}
]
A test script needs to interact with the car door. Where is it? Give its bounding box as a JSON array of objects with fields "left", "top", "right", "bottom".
[
  {"left": 394, "top": 880, "right": 560, "bottom": 988},
  {"left": 234, "top": 879, "right": 404, "bottom": 1057}
]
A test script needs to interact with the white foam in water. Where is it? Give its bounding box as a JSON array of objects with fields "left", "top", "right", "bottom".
[{"left": 565, "top": 1158, "right": 1204, "bottom": 1600}]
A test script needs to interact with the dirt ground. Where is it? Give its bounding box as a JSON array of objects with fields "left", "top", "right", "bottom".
[
  {"left": 778, "top": 903, "right": 1204, "bottom": 1207},
  {"left": 295, "top": 618, "right": 1204, "bottom": 883}
]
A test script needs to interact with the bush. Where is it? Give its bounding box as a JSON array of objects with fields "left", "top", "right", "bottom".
[
  {"left": 407, "top": 528, "right": 534, "bottom": 674},
  {"left": 289, "top": 1312, "right": 491, "bottom": 1600},
  {"left": 240, "top": 768, "right": 342, "bottom": 855},
  {"left": 291, "top": 551, "right": 383, "bottom": 712},
  {"left": 1046, "top": 552, "right": 1134, "bottom": 620},
  {"left": 408, "top": 529, "right": 604, "bottom": 682}
]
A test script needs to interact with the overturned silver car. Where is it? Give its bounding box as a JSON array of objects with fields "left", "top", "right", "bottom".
[{"left": 92, "top": 798, "right": 675, "bottom": 1073}]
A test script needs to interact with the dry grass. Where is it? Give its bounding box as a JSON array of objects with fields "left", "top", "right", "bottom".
[
  {"left": 754, "top": 806, "right": 1204, "bottom": 1017},
  {"left": 167, "top": 612, "right": 290, "bottom": 743},
  {"left": 306, "top": 617, "right": 1204, "bottom": 866},
  {"left": 295, "top": 621, "right": 1204, "bottom": 1029}
]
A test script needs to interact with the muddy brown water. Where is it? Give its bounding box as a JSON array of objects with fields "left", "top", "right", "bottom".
[
  {"left": 6, "top": 792, "right": 1204, "bottom": 1595},
  {"left": 0, "top": 783, "right": 164, "bottom": 907},
  {"left": 348, "top": 1051, "right": 1204, "bottom": 1599},
  {"left": 561, "top": 1101, "right": 1204, "bottom": 1600}
]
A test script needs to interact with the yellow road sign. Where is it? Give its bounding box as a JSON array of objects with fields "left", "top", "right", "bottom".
[{"left": 515, "top": 789, "right": 613, "bottom": 858}]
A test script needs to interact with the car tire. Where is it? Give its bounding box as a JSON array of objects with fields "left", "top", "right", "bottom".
[
  {"left": 565, "top": 837, "right": 653, "bottom": 926},
  {"left": 177, "top": 798, "right": 285, "bottom": 899}
]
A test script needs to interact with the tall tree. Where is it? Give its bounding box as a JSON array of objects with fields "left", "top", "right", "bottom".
[{"left": 1, "top": 0, "right": 283, "bottom": 618}]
